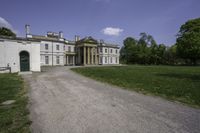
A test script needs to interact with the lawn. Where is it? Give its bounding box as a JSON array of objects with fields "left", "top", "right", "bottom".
[
  {"left": 71, "top": 65, "right": 200, "bottom": 107},
  {"left": 0, "top": 73, "right": 30, "bottom": 133}
]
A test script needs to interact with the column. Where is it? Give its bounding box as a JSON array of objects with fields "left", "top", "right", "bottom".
[
  {"left": 87, "top": 47, "right": 90, "bottom": 65},
  {"left": 91, "top": 47, "right": 94, "bottom": 65},
  {"left": 84, "top": 47, "right": 86, "bottom": 65},
  {"left": 66, "top": 55, "right": 68, "bottom": 65},
  {"left": 95, "top": 48, "right": 98, "bottom": 65},
  {"left": 72, "top": 56, "right": 75, "bottom": 65},
  {"left": 77, "top": 48, "right": 80, "bottom": 64}
]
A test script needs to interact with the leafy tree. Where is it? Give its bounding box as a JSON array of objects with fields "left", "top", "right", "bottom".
[
  {"left": 120, "top": 37, "right": 138, "bottom": 63},
  {"left": 120, "top": 33, "right": 179, "bottom": 65},
  {"left": 0, "top": 27, "right": 16, "bottom": 37},
  {"left": 163, "top": 45, "right": 175, "bottom": 65},
  {"left": 157, "top": 44, "right": 166, "bottom": 64},
  {"left": 176, "top": 18, "right": 200, "bottom": 65}
]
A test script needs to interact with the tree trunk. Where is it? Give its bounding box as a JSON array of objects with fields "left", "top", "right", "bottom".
[{"left": 191, "top": 58, "right": 197, "bottom": 66}]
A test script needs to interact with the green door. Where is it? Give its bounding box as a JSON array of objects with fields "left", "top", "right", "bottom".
[{"left": 20, "top": 51, "right": 30, "bottom": 71}]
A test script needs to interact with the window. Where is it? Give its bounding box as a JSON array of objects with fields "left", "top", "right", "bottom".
[
  {"left": 68, "top": 46, "right": 71, "bottom": 52},
  {"left": 105, "top": 57, "right": 107, "bottom": 63},
  {"left": 116, "top": 49, "right": 118, "bottom": 54},
  {"left": 116, "top": 57, "right": 118, "bottom": 63},
  {"left": 45, "top": 56, "right": 49, "bottom": 64},
  {"left": 110, "top": 49, "right": 113, "bottom": 53},
  {"left": 100, "top": 57, "right": 103, "bottom": 64},
  {"left": 100, "top": 48, "right": 102, "bottom": 53},
  {"left": 45, "top": 44, "right": 48, "bottom": 50},
  {"left": 56, "top": 56, "right": 60, "bottom": 64},
  {"left": 56, "top": 45, "right": 59, "bottom": 50},
  {"left": 63, "top": 45, "right": 65, "bottom": 50},
  {"left": 110, "top": 57, "right": 112, "bottom": 63},
  {"left": 105, "top": 49, "right": 107, "bottom": 53}
]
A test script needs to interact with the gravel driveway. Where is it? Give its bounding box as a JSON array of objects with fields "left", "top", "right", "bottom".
[{"left": 23, "top": 66, "right": 200, "bottom": 133}]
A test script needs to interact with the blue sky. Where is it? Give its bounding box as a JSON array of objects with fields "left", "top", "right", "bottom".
[{"left": 0, "top": 0, "right": 199, "bottom": 46}]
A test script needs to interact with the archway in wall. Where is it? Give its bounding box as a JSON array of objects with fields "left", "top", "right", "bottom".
[{"left": 19, "top": 51, "right": 30, "bottom": 71}]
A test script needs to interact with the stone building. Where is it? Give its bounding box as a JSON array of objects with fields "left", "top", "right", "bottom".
[{"left": 0, "top": 25, "right": 120, "bottom": 73}]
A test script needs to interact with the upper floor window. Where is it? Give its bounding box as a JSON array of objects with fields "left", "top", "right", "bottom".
[
  {"left": 63, "top": 45, "right": 65, "bottom": 50},
  {"left": 56, "top": 45, "right": 59, "bottom": 50},
  {"left": 45, "top": 44, "right": 48, "bottom": 50},
  {"left": 110, "top": 49, "right": 113, "bottom": 53},
  {"left": 105, "top": 49, "right": 107, "bottom": 53},
  {"left": 116, "top": 49, "right": 118, "bottom": 54},
  {"left": 100, "top": 48, "right": 102, "bottom": 53},
  {"left": 68, "top": 46, "right": 71, "bottom": 52}
]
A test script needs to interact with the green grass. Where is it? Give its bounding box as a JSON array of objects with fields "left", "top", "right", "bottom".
[
  {"left": 71, "top": 65, "right": 200, "bottom": 107},
  {"left": 0, "top": 73, "right": 31, "bottom": 133}
]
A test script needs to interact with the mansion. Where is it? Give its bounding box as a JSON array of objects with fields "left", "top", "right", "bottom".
[{"left": 0, "top": 25, "right": 120, "bottom": 73}]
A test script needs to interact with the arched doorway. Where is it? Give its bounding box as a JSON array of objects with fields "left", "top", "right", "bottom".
[{"left": 19, "top": 51, "right": 30, "bottom": 71}]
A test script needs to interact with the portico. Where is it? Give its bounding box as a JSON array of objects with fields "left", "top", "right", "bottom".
[{"left": 76, "top": 37, "right": 99, "bottom": 65}]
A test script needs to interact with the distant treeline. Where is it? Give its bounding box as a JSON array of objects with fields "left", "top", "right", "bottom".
[{"left": 120, "top": 18, "right": 200, "bottom": 65}]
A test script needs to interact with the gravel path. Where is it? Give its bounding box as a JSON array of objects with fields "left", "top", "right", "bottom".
[{"left": 23, "top": 66, "right": 200, "bottom": 133}]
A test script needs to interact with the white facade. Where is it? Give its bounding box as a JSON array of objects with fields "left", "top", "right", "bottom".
[
  {"left": 0, "top": 25, "right": 120, "bottom": 73},
  {"left": 98, "top": 46, "right": 119, "bottom": 65},
  {"left": 40, "top": 41, "right": 65, "bottom": 66},
  {"left": 0, "top": 38, "right": 41, "bottom": 72}
]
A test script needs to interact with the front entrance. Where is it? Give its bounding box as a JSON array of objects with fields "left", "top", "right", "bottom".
[{"left": 20, "top": 51, "right": 30, "bottom": 71}]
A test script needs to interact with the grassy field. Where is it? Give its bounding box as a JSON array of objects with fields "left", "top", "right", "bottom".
[
  {"left": 0, "top": 73, "right": 30, "bottom": 133},
  {"left": 71, "top": 65, "right": 200, "bottom": 107}
]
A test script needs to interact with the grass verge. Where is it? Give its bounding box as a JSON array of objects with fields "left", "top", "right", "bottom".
[
  {"left": 71, "top": 65, "right": 200, "bottom": 107},
  {"left": 0, "top": 73, "right": 31, "bottom": 133}
]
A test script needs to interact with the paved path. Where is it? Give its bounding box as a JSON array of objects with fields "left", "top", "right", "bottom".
[{"left": 23, "top": 66, "right": 200, "bottom": 133}]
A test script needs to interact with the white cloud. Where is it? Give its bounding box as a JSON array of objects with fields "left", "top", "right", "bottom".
[
  {"left": 0, "top": 17, "right": 18, "bottom": 34},
  {"left": 102, "top": 27, "right": 123, "bottom": 36}
]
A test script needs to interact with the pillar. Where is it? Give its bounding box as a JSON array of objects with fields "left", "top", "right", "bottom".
[
  {"left": 91, "top": 47, "right": 94, "bottom": 65},
  {"left": 72, "top": 56, "right": 75, "bottom": 65},
  {"left": 66, "top": 55, "right": 68, "bottom": 65},
  {"left": 87, "top": 47, "right": 90, "bottom": 65},
  {"left": 77, "top": 48, "right": 80, "bottom": 64},
  {"left": 84, "top": 47, "right": 86, "bottom": 65},
  {"left": 95, "top": 48, "right": 98, "bottom": 65}
]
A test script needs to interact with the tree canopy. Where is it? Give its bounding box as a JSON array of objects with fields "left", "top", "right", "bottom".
[
  {"left": 120, "top": 18, "right": 200, "bottom": 65},
  {"left": 0, "top": 27, "right": 16, "bottom": 37},
  {"left": 176, "top": 18, "right": 200, "bottom": 65},
  {"left": 120, "top": 33, "right": 170, "bottom": 65}
]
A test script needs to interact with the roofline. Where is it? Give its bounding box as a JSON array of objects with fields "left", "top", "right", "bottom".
[{"left": 0, "top": 35, "right": 41, "bottom": 42}]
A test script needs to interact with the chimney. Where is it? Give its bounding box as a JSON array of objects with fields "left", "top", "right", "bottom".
[
  {"left": 100, "top": 39, "right": 104, "bottom": 44},
  {"left": 75, "top": 35, "right": 80, "bottom": 42},
  {"left": 59, "top": 31, "right": 63, "bottom": 38},
  {"left": 25, "top": 24, "right": 30, "bottom": 35}
]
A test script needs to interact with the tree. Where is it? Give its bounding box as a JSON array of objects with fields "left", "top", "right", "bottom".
[
  {"left": 0, "top": 27, "right": 16, "bottom": 37},
  {"left": 163, "top": 45, "right": 178, "bottom": 65},
  {"left": 120, "top": 37, "right": 138, "bottom": 63},
  {"left": 176, "top": 18, "right": 200, "bottom": 65}
]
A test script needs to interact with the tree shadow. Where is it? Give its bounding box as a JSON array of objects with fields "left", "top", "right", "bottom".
[{"left": 156, "top": 73, "right": 200, "bottom": 81}]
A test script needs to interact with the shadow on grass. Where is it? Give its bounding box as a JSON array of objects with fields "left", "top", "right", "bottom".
[{"left": 156, "top": 73, "right": 200, "bottom": 81}]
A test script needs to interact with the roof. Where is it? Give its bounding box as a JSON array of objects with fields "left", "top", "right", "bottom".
[
  {"left": 0, "top": 35, "right": 40, "bottom": 42},
  {"left": 98, "top": 43, "right": 119, "bottom": 48},
  {"left": 76, "top": 36, "right": 119, "bottom": 48},
  {"left": 77, "top": 36, "right": 98, "bottom": 44},
  {"left": 31, "top": 35, "right": 65, "bottom": 43}
]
